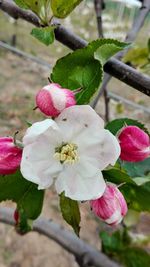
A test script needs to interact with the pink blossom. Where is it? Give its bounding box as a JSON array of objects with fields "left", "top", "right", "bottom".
[
  {"left": 36, "top": 83, "right": 76, "bottom": 117},
  {"left": 118, "top": 126, "right": 150, "bottom": 162},
  {"left": 90, "top": 183, "right": 127, "bottom": 225},
  {"left": 0, "top": 137, "right": 22, "bottom": 175}
]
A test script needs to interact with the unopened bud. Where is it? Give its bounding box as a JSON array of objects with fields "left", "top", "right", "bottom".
[
  {"left": 0, "top": 137, "right": 22, "bottom": 175},
  {"left": 36, "top": 83, "right": 76, "bottom": 117},
  {"left": 90, "top": 183, "right": 128, "bottom": 225},
  {"left": 118, "top": 126, "right": 150, "bottom": 162}
]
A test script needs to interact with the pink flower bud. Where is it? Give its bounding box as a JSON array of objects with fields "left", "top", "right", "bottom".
[
  {"left": 14, "top": 209, "right": 19, "bottom": 224},
  {"left": 0, "top": 137, "right": 22, "bottom": 175},
  {"left": 36, "top": 83, "right": 76, "bottom": 117},
  {"left": 90, "top": 183, "right": 127, "bottom": 225},
  {"left": 118, "top": 126, "right": 150, "bottom": 162}
]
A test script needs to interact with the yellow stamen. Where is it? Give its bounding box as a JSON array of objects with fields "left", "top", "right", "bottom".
[{"left": 54, "top": 143, "right": 79, "bottom": 164}]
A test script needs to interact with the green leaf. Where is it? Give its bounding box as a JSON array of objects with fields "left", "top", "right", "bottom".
[
  {"left": 103, "top": 169, "right": 150, "bottom": 212},
  {"left": 123, "top": 47, "right": 149, "bottom": 66},
  {"left": 14, "top": 0, "right": 51, "bottom": 23},
  {"left": 100, "top": 230, "right": 126, "bottom": 254},
  {"left": 100, "top": 230, "right": 150, "bottom": 267},
  {"left": 105, "top": 118, "right": 149, "bottom": 135},
  {"left": 14, "top": 0, "right": 29, "bottom": 9},
  {"left": 121, "top": 247, "right": 150, "bottom": 267},
  {"left": 122, "top": 158, "right": 150, "bottom": 178},
  {"left": 51, "top": 41, "right": 102, "bottom": 104},
  {"left": 0, "top": 170, "right": 44, "bottom": 220},
  {"left": 103, "top": 168, "right": 135, "bottom": 185},
  {"left": 31, "top": 26, "right": 55, "bottom": 46},
  {"left": 51, "top": 39, "right": 127, "bottom": 104},
  {"left": 15, "top": 208, "right": 33, "bottom": 234},
  {"left": 60, "top": 193, "right": 80, "bottom": 236},
  {"left": 51, "top": 0, "right": 83, "bottom": 18},
  {"left": 94, "top": 39, "right": 129, "bottom": 65}
]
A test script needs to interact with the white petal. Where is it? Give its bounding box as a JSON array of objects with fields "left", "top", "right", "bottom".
[
  {"left": 105, "top": 209, "right": 122, "bottom": 225},
  {"left": 80, "top": 129, "right": 120, "bottom": 170},
  {"left": 44, "top": 84, "right": 66, "bottom": 111},
  {"left": 21, "top": 138, "right": 63, "bottom": 189},
  {"left": 55, "top": 167, "right": 106, "bottom": 201},
  {"left": 23, "top": 119, "right": 60, "bottom": 146},
  {"left": 75, "top": 157, "right": 101, "bottom": 177},
  {"left": 98, "top": 130, "right": 121, "bottom": 169},
  {"left": 55, "top": 105, "right": 104, "bottom": 142}
]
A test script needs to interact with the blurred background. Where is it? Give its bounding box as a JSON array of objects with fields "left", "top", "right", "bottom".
[{"left": 0, "top": 1, "right": 150, "bottom": 267}]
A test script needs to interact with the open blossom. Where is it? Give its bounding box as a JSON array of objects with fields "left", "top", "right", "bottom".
[
  {"left": 90, "top": 183, "right": 128, "bottom": 225},
  {"left": 36, "top": 83, "right": 76, "bottom": 117},
  {"left": 0, "top": 137, "right": 22, "bottom": 175},
  {"left": 118, "top": 126, "right": 150, "bottom": 162},
  {"left": 21, "top": 105, "right": 120, "bottom": 201}
]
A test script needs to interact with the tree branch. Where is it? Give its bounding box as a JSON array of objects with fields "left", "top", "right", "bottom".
[
  {"left": 91, "top": 0, "right": 150, "bottom": 108},
  {"left": 0, "top": 0, "right": 150, "bottom": 97},
  {"left": 0, "top": 207, "right": 122, "bottom": 267}
]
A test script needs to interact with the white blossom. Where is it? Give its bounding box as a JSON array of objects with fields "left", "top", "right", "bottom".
[{"left": 21, "top": 105, "right": 120, "bottom": 201}]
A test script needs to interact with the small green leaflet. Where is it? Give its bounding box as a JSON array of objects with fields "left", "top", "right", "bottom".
[
  {"left": 103, "top": 169, "right": 150, "bottom": 212},
  {"left": 94, "top": 39, "right": 130, "bottom": 65},
  {"left": 51, "top": 0, "right": 83, "bottom": 18},
  {"left": 14, "top": 1, "right": 51, "bottom": 23},
  {"left": 0, "top": 170, "right": 44, "bottom": 220},
  {"left": 59, "top": 192, "right": 81, "bottom": 236},
  {"left": 121, "top": 158, "right": 150, "bottom": 178},
  {"left": 31, "top": 26, "right": 55, "bottom": 46},
  {"left": 51, "top": 39, "right": 128, "bottom": 104}
]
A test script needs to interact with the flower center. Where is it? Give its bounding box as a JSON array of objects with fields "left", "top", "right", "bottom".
[{"left": 54, "top": 143, "right": 79, "bottom": 164}]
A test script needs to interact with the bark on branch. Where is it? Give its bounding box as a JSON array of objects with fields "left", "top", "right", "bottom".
[
  {"left": 0, "top": 207, "right": 122, "bottom": 267},
  {"left": 0, "top": 0, "right": 150, "bottom": 97}
]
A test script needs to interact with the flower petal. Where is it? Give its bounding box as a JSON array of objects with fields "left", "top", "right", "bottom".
[
  {"left": 55, "top": 166, "right": 106, "bottom": 201},
  {"left": 21, "top": 136, "right": 63, "bottom": 189},
  {"left": 82, "top": 129, "right": 120, "bottom": 170},
  {"left": 55, "top": 105, "right": 104, "bottom": 142},
  {"left": 23, "top": 119, "right": 60, "bottom": 146},
  {"left": 105, "top": 209, "right": 122, "bottom": 225}
]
